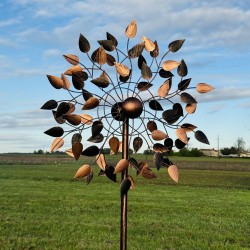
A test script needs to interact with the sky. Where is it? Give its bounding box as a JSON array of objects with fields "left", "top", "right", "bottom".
[{"left": 0, "top": 0, "right": 250, "bottom": 153}]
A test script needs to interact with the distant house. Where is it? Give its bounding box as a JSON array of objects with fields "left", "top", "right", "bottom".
[
  {"left": 199, "top": 148, "right": 221, "bottom": 157},
  {"left": 240, "top": 151, "right": 250, "bottom": 158}
]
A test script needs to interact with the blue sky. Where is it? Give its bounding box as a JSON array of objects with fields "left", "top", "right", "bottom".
[{"left": 0, "top": 0, "right": 250, "bottom": 153}]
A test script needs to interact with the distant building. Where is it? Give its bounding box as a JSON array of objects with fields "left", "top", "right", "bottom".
[
  {"left": 199, "top": 148, "right": 222, "bottom": 157},
  {"left": 240, "top": 151, "right": 250, "bottom": 157}
]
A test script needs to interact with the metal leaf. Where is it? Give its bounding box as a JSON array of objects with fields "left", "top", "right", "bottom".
[
  {"left": 177, "top": 59, "right": 188, "bottom": 77},
  {"left": 91, "top": 46, "right": 106, "bottom": 65},
  {"left": 82, "top": 97, "right": 99, "bottom": 110},
  {"left": 119, "top": 70, "right": 131, "bottom": 82},
  {"left": 105, "top": 165, "right": 116, "bottom": 182},
  {"left": 150, "top": 41, "right": 159, "bottom": 58},
  {"left": 64, "top": 65, "right": 83, "bottom": 76},
  {"left": 138, "top": 54, "right": 147, "bottom": 70},
  {"left": 176, "top": 128, "right": 188, "bottom": 144},
  {"left": 173, "top": 103, "right": 183, "bottom": 116},
  {"left": 120, "top": 178, "right": 131, "bottom": 196},
  {"left": 195, "top": 130, "right": 210, "bottom": 145},
  {"left": 158, "top": 79, "right": 172, "bottom": 97},
  {"left": 56, "top": 102, "right": 71, "bottom": 118},
  {"left": 162, "top": 109, "right": 180, "bottom": 124},
  {"left": 82, "top": 89, "right": 93, "bottom": 101},
  {"left": 128, "top": 175, "right": 135, "bottom": 189},
  {"left": 52, "top": 110, "right": 65, "bottom": 124},
  {"left": 128, "top": 157, "right": 140, "bottom": 171},
  {"left": 41, "top": 100, "right": 58, "bottom": 110},
  {"left": 162, "top": 157, "right": 172, "bottom": 167},
  {"left": 106, "top": 53, "right": 116, "bottom": 66},
  {"left": 87, "top": 133, "right": 104, "bottom": 143},
  {"left": 168, "top": 39, "right": 185, "bottom": 53},
  {"left": 147, "top": 121, "right": 157, "bottom": 132},
  {"left": 128, "top": 42, "right": 145, "bottom": 58},
  {"left": 114, "top": 62, "right": 130, "bottom": 77},
  {"left": 159, "top": 69, "right": 174, "bottom": 78},
  {"left": 178, "top": 78, "right": 191, "bottom": 91},
  {"left": 96, "top": 153, "right": 106, "bottom": 171},
  {"left": 79, "top": 34, "right": 90, "bottom": 53},
  {"left": 72, "top": 142, "right": 83, "bottom": 160},
  {"left": 109, "top": 137, "right": 120, "bottom": 154},
  {"left": 153, "top": 143, "right": 168, "bottom": 153},
  {"left": 125, "top": 19, "right": 137, "bottom": 38},
  {"left": 63, "top": 114, "right": 81, "bottom": 126},
  {"left": 71, "top": 133, "right": 82, "bottom": 144},
  {"left": 137, "top": 81, "right": 153, "bottom": 91},
  {"left": 79, "top": 114, "right": 93, "bottom": 125},
  {"left": 142, "top": 36, "right": 155, "bottom": 52},
  {"left": 50, "top": 137, "right": 64, "bottom": 152},
  {"left": 168, "top": 165, "right": 179, "bottom": 183},
  {"left": 65, "top": 148, "right": 74, "bottom": 158},
  {"left": 44, "top": 127, "right": 64, "bottom": 137},
  {"left": 162, "top": 60, "right": 180, "bottom": 71},
  {"left": 181, "top": 123, "right": 197, "bottom": 132},
  {"left": 149, "top": 100, "right": 163, "bottom": 111},
  {"left": 92, "top": 120, "right": 103, "bottom": 137},
  {"left": 152, "top": 130, "right": 168, "bottom": 141},
  {"left": 141, "top": 62, "right": 152, "bottom": 80},
  {"left": 61, "top": 74, "right": 70, "bottom": 90},
  {"left": 72, "top": 72, "right": 86, "bottom": 90},
  {"left": 164, "top": 138, "right": 173, "bottom": 150},
  {"left": 85, "top": 170, "right": 93, "bottom": 185},
  {"left": 91, "top": 76, "right": 109, "bottom": 88},
  {"left": 180, "top": 92, "right": 197, "bottom": 104},
  {"left": 97, "top": 40, "right": 116, "bottom": 51},
  {"left": 63, "top": 54, "right": 79, "bottom": 65},
  {"left": 186, "top": 102, "right": 197, "bottom": 114},
  {"left": 196, "top": 83, "right": 214, "bottom": 93},
  {"left": 66, "top": 103, "right": 75, "bottom": 114},
  {"left": 47, "top": 75, "right": 63, "bottom": 89},
  {"left": 141, "top": 166, "right": 156, "bottom": 179},
  {"left": 81, "top": 145, "right": 99, "bottom": 156},
  {"left": 175, "top": 138, "right": 187, "bottom": 149},
  {"left": 74, "top": 164, "right": 91, "bottom": 178},
  {"left": 114, "top": 159, "right": 129, "bottom": 174},
  {"left": 133, "top": 137, "right": 143, "bottom": 153},
  {"left": 106, "top": 32, "right": 118, "bottom": 46},
  {"left": 154, "top": 152, "right": 163, "bottom": 170}
]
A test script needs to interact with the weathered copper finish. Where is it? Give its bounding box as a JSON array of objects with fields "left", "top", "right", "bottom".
[{"left": 122, "top": 97, "right": 143, "bottom": 119}]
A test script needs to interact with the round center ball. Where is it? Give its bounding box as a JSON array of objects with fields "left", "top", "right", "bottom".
[{"left": 122, "top": 97, "right": 143, "bottom": 119}]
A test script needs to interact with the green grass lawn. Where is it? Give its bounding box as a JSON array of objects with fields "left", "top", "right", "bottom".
[{"left": 0, "top": 159, "right": 250, "bottom": 249}]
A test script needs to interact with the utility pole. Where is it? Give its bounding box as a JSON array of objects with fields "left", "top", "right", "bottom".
[{"left": 217, "top": 135, "right": 220, "bottom": 158}]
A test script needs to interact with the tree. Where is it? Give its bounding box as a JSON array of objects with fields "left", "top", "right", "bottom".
[{"left": 235, "top": 137, "right": 245, "bottom": 156}]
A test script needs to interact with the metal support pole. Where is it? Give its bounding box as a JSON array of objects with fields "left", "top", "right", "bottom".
[{"left": 120, "top": 117, "right": 129, "bottom": 250}]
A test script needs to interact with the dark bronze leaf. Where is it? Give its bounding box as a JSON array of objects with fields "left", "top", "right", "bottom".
[
  {"left": 106, "top": 53, "right": 115, "bottom": 66},
  {"left": 195, "top": 130, "right": 209, "bottom": 145},
  {"left": 137, "top": 81, "right": 153, "bottom": 91},
  {"left": 85, "top": 171, "right": 93, "bottom": 185},
  {"left": 147, "top": 121, "right": 157, "bottom": 132},
  {"left": 128, "top": 157, "right": 140, "bottom": 171},
  {"left": 168, "top": 39, "right": 185, "bottom": 52},
  {"left": 181, "top": 123, "right": 197, "bottom": 132},
  {"left": 72, "top": 142, "right": 83, "bottom": 160},
  {"left": 97, "top": 40, "right": 116, "bottom": 51},
  {"left": 153, "top": 143, "right": 168, "bottom": 152},
  {"left": 180, "top": 92, "right": 197, "bottom": 104},
  {"left": 120, "top": 178, "right": 131, "bottom": 196},
  {"left": 177, "top": 59, "right": 188, "bottom": 77},
  {"left": 119, "top": 70, "right": 131, "bottom": 83},
  {"left": 91, "top": 77, "right": 109, "bottom": 88},
  {"left": 173, "top": 103, "right": 183, "bottom": 116},
  {"left": 82, "top": 89, "right": 93, "bottom": 101},
  {"left": 178, "top": 78, "right": 191, "bottom": 91},
  {"left": 133, "top": 137, "right": 143, "bottom": 153},
  {"left": 47, "top": 75, "right": 63, "bottom": 89},
  {"left": 175, "top": 138, "right": 187, "bottom": 149},
  {"left": 91, "top": 46, "right": 106, "bottom": 65},
  {"left": 150, "top": 41, "right": 159, "bottom": 58},
  {"left": 44, "top": 127, "right": 64, "bottom": 137},
  {"left": 41, "top": 100, "right": 58, "bottom": 110},
  {"left": 128, "top": 42, "right": 145, "bottom": 58},
  {"left": 149, "top": 100, "right": 163, "bottom": 111},
  {"left": 72, "top": 72, "right": 86, "bottom": 90},
  {"left": 71, "top": 133, "right": 82, "bottom": 144},
  {"left": 162, "top": 158, "right": 172, "bottom": 167},
  {"left": 92, "top": 120, "right": 103, "bottom": 137},
  {"left": 141, "top": 62, "right": 152, "bottom": 80},
  {"left": 138, "top": 54, "right": 147, "bottom": 70},
  {"left": 82, "top": 97, "right": 99, "bottom": 110},
  {"left": 106, "top": 32, "right": 118, "bottom": 46},
  {"left": 81, "top": 145, "right": 99, "bottom": 156},
  {"left": 105, "top": 165, "right": 116, "bottom": 182},
  {"left": 63, "top": 114, "right": 81, "bottom": 126},
  {"left": 87, "top": 133, "right": 104, "bottom": 143},
  {"left": 162, "top": 109, "right": 180, "bottom": 124},
  {"left": 164, "top": 138, "right": 173, "bottom": 150},
  {"left": 79, "top": 33, "right": 90, "bottom": 53},
  {"left": 154, "top": 152, "right": 163, "bottom": 170},
  {"left": 159, "top": 69, "right": 174, "bottom": 78},
  {"left": 52, "top": 110, "right": 65, "bottom": 124},
  {"left": 56, "top": 102, "right": 71, "bottom": 118}
]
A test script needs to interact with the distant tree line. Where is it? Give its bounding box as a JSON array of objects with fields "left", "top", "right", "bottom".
[{"left": 144, "top": 148, "right": 203, "bottom": 157}]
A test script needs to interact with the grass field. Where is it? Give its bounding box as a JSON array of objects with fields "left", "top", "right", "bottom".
[{"left": 0, "top": 154, "right": 250, "bottom": 249}]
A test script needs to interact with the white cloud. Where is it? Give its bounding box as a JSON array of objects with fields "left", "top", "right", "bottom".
[{"left": 0, "top": 18, "right": 19, "bottom": 27}]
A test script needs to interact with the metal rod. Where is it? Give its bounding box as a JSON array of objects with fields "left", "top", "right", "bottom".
[{"left": 120, "top": 117, "right": 129, "bottom": 250}]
